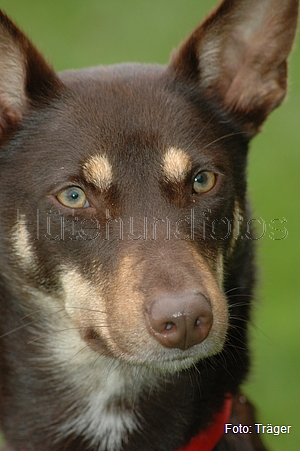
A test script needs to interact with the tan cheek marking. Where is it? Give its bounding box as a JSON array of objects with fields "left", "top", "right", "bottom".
[
  {"left": 229, "top": 199, "right": 244, "bottom": 253},
  {"left": 11, "top": 215, "right": 36, "bottom": 271},
  {"left": 82, "top": 154, "right": 113, "bottom": 191},
  {"left": 162, "top": 146, "right": 192, "bottom": 182},
  {"left": 61, "top": 266, "right": 109, "bottom": 337},
  {"left": 216, "top": 253, "right": 224, "bottom": 289},
  {"left": 61, "top": 260, "right": 151, "bottom": 359}
]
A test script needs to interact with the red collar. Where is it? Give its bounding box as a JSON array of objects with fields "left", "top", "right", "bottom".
[{"left": 176, "top": 394, "right": 233, "bottom": 451}]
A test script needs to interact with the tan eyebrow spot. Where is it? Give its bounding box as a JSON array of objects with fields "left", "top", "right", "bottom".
[
  {"left": 162, "top": 147, "right": 192, "bottom": 182},
  {"left": 82, "top": 154, "right": 113, "bottom": 191}
]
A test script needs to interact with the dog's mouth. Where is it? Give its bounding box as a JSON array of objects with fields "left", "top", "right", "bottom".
[
  {"left": 79, "top": 319, "right": 225, "bottom": 374},
  {"left": 81, "top": 328, "right": 113, "bottom": 357}
]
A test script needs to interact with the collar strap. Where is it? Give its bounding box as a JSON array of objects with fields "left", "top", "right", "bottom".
[{"left": 176, "top": 394, "right": 233, "bottom": 451}]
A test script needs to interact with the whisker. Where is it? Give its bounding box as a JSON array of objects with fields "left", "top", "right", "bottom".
[
  {"left": 202, "top": 131, "right": 245, "bottom": 150},
  {"left": 185, "top": 113, "right": 217, "bottom": 151},
  {"left": 0, "top": 321, "right": 36, "bottom": 339}
]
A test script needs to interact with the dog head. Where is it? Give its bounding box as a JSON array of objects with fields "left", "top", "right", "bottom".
[{"left": 0, "top": 0, "right": 298, "bottom": 375}]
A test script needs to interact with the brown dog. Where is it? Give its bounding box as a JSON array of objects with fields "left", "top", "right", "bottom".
[{"left": 0, "top": 1, "right": 298, "bottom": 450}]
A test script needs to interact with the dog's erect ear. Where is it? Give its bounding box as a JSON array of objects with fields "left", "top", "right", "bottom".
[
  {"left": 0, "top": 11, "right": 61, "bottom": 141},
  {"left": 171, "top": 0, "right": 298, "bottom": 137}
]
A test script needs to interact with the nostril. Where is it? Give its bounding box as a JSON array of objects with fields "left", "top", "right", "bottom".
[
  {"left": 162, "top": 316, "right": 204, "bottom": 331},
  {"left": 146, "top": 291, "right": 213, "bottom": 350},
  {"left": 165, "top": 322, "right": 175, "bottom": 330}
]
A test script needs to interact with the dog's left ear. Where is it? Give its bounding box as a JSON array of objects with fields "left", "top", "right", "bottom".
[{"left": 170, "top": 0, "right": 298, "bottom": 137}]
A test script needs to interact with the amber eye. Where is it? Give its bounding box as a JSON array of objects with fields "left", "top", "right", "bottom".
[
  {"left": 193, "top": 171, "right": 216, "bottom": 194},
  {"left": 56, "top": 187, "right": 89, "bottom": 208}
]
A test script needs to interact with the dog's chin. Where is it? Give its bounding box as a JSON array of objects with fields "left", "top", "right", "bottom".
[
  {"left": 138, "top": 356, "right": 201, "bottom": 375},
  {"left": 79, "top": 328, "right": 225, "bottom": 376},
  {"left": 105, "top": 352, "right": 202, "bottom": 377},
  {"left": 128, "top": 347, "right": 222, "bottom": 375},
  {"left": 112, "top": 350, "right": 221, "bottom": 378}
]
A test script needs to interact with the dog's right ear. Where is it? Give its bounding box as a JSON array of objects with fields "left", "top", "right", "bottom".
[{"left": 0, "top": 11, "right": 61, "bottom": 142}]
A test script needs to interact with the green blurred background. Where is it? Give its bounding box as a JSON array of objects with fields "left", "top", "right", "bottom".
[{"left": 0, "top": 1, "right": 299, "bottom": 449}]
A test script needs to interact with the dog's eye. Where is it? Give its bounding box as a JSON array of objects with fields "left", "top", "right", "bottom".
[
  {"left": 56, "top": 187, "right": 89, "bottom": 208},
  {"left": 193, "top": 171, "right": 216, "bottom": 194}
]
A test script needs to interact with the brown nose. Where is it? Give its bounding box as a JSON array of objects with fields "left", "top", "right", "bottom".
[{"left": 146, "top": 291, "right": 213, "bottom": 350}]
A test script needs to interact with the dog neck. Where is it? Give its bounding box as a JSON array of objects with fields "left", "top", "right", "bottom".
[
  {"left": 17, "top": 394, "right": 232, "bottom": 451},
  {"left": 175, "top": 394, "right": 232, "bottom": 451}
]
